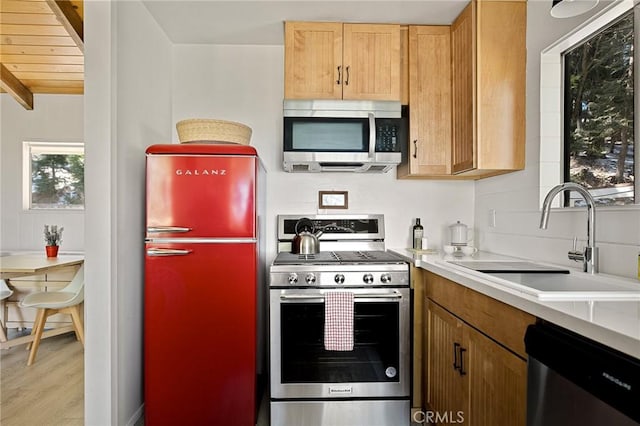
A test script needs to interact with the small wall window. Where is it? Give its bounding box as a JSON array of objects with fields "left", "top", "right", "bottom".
[{"left": 23, "top": 142, "right": 85, "bottom": 210}]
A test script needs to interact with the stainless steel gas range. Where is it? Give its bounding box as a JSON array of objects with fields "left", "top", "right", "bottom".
[{"left": 269, "top": 214, "right": 410, "bottom": 426}]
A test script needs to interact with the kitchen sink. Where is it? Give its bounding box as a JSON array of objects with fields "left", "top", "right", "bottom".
[
  {"left": 487, "top": 271, "right": 640, "bottom": 301},
  {"left": 444, "top": 259, "right": 640, "bottom": 301},
  {"left": 448, "top": 260, "right": 570, "bottom": 274}
]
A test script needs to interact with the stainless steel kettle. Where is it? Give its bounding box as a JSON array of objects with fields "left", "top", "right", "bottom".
[{"left": 292, "top": 218, "right": 323, "bottom": 254}]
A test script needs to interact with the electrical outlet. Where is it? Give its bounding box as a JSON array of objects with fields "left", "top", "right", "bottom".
[{"left": 489, "top": 209, "right": 496, "bottom": 228}]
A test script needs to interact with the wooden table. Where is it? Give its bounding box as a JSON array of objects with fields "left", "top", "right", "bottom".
[
  {"left": 0, "top": 254, "right": 84, "bottom": 349},
  {"left": 0, "top": 254, "right": 84, "bottom": 279}
]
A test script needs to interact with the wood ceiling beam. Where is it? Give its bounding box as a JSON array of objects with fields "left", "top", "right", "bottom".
[
  {"left": 46, "top": 0, "right": 84, "bottom": 53},
  {"left": 0, "top": 63, "right": 34, "bottom": 110}
]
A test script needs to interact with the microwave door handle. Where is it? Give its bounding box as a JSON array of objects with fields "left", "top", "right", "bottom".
[{"left": 368, "top": 112, "right": 376, "bottom": 159}]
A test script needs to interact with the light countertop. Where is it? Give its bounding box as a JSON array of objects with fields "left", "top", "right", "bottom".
[{"left": 390, "top": 248, "right": 640, "bottom": 359}]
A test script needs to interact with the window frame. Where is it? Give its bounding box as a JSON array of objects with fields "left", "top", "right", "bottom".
[
  {"left": 22, "top": 141, "right": 85, "bottom": 211},
  {"left": 539, "top": 0, "right": 640, "bottom": 210}
]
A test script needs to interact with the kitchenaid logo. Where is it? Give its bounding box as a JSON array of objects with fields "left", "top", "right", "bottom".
[
  {"left": 328, "top": 386, "right": 352, "bottom": 395},
  {"left": 175, "top": 169, "right": 227, "bottom": 176},
  {"left": 602, "top": 372, "right": 632, "bottom": 391}
]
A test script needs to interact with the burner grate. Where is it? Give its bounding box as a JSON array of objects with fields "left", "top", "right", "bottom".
[
  {"left": 273, "top": 250, "right": 404, "bottom": 266},
  {"left": 296, "top": 254, "right": 317, "bottom": 261}
]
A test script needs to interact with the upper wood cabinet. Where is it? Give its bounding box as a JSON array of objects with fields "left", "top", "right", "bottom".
[
  {"left": 397, "top": 26, "right": 452, "bottom": 178},
  {"left": 398, "top": 0, "right": 526, "bottom": 180},
  {"left": 284, "top": 22, "right": 401, "bottom": 101},
  {"left": 452, "top": 0, "right": 526, "bottom": 177},
  {"left": 451, "top": 3, "right": 475, "bottom": 174}
]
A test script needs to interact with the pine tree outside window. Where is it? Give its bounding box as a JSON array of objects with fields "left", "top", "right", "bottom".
[{"left": 23, "top": 142, "right": 85, "bottom": 210}]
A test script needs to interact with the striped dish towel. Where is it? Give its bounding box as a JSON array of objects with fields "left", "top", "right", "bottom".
[{"left": 324, "top": 291, "right": 354, "bottom": 351}]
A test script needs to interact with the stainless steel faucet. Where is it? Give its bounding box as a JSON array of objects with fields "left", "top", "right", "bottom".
[{"left": 539, "top": 182, "right": 598, "bottom": 274}]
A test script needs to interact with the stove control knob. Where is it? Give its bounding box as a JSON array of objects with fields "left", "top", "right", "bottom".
[
  {"left": 334, "top": 274, "right": 345, "bottom": 284},
  {"left": 305, "top": 273, "right": 317, "bottom": 285},
  {"left": 363, "top": 273, "right": 374, "bottom": 284},
  {"left": 288, "top": 273, "right": 298, "bottom": 285},
  {"left": 381, "top": 273, "right": 392, "bottom": 284}
]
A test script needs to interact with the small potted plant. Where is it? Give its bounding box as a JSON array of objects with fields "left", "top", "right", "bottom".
[{"left": 44, "top": 225, "right": 64, "bottom": 258}]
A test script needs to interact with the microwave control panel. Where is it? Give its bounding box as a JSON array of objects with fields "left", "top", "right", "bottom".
[{"left": 376, "top": 124, "right": 399, "bottom": 152}]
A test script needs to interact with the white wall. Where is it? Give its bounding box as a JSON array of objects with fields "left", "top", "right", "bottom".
[
  {"left": 0, "top": 94, "right": 84, "bottom": 252},
  {"left": 171, "top": 44, "right": 476, "bottom": 264},
  {"left": 84, "top": 0, "right": 172, "bottom": 424},
  {"left": 475, "top": 1, "right": 640, "bottom": 279}
]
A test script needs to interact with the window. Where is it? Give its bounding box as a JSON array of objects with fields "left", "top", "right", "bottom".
[
  {"left": 539, "top": 0, "right": 640, "bottom": 209},
  {"left": 23, "top": 142, "right": 85, "bottom": 210},
  {"left": 563, "top": 9, "right": 636, "bottom": 206}
]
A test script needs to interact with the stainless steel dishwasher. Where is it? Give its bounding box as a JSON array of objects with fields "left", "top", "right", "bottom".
[{"left": 525, "top": 322, "right": 639, "bottom": 426}]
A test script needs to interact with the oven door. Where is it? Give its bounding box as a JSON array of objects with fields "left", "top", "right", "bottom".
[{"left": 269, "top": 287, "right": 410, "bottom": 399}]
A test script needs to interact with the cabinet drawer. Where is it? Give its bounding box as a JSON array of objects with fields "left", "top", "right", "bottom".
[{"left": 424, "top": 270, "right": 534, "bottom": 358}]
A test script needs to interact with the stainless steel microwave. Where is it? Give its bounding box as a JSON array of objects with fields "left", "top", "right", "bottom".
[{"left": 283, "top": 100, "right": 407, "bottom": 173}]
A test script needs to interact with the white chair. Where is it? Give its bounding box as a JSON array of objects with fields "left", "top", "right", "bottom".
[
  {"left": 0, "top": 279, "right": 13, "bottom": 342},
  {"left": 20, "top": 263, "right": 85, "bottom": 365}
]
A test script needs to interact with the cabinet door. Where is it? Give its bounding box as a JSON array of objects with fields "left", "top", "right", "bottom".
[
  {"left": 464, "top": 324, "right": 527, "bottom": 426},
  {"left": 342, "top": 23, "right": 401, "bottom": 100},
  {"left": 399, "top": 26, "right": 452, "bottom": 178},
  {"left": 475, "top": 1, "right": 526, "bottom": 171},
  {"left": 284, "top": 22, "right": 343, "bottom": 99},
  {"left": 425, "top": 300, "right": 465, "bottom": 416},
  {"left": 451, "top": 2, "right": 475, "bottom": 174}
]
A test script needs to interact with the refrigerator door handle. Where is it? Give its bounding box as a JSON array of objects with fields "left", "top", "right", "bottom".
[
  {"left": 147, "top": 226, "right": 192, "bottom": 233},
  {"left": 146, "top": 248, "right": 193, "bottom": 257}
]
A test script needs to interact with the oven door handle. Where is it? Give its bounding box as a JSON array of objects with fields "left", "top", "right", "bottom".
[{"left": 280, "top": 291, "right": 403, "bottom": 301}]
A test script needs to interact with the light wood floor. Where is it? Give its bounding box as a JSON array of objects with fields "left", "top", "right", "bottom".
[{"left": 1, "top": 329, "right": 84, "bottom": 426}]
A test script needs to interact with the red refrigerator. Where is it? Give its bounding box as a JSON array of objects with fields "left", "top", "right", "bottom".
[{"left": 144, "top": 143, "right": 265, "bottom": 425}]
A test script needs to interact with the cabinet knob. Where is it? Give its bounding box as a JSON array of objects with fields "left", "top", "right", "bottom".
[
  {"left": 413, "top": 140, "right": 418, "bottom": 158},
  {"left": 345, "top": 65, "right": 350, "bottom": 86},
  {"left": 336, "top": 66, "right": 342, "bottom": 85}
]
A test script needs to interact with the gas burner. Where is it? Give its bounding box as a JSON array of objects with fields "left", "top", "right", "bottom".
[
  {"left": 333, "top": 251, "right": 376, "bottom": 261},
  {"left": 296, "top": 253, "right": 317, "bottom": 261},
  {"left": 272, "top": 250, "right": 404, "bottom": 266}
]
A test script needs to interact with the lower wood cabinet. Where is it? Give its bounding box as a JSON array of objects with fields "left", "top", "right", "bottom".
[
  {"left": 423, "top": 271, "right": 534, "bottom": 425},
  {"left": 425, "top": 301, "right": 465, "bottom": 416}
]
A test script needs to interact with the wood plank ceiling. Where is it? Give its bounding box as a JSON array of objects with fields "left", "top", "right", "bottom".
[{"left": 0, "top": 0, "right": 83, "bottom": 110}]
